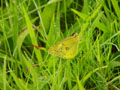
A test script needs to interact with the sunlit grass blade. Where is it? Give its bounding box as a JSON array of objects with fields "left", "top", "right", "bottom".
[
  {"left": 22, "top": 53, "right": 39, "bottom": 89},
  {"left": 10, "top": 71, "right": 28, "bottom": 90},
  {"left": 76, "top": 76, "right": 85, "bottom": 90},
  {"left": 21, "top": 6, "right": 43, "bottom": 63},
  {"left": 111, "top": 0, "right": 120, "bottom": 20},
  {"left": 81, "top": 66, "right": 108, "bottom": 85}
]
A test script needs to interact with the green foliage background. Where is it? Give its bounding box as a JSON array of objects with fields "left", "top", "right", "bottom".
[{"left": 0, "top": 0, "right": 120, "bottom": 90}]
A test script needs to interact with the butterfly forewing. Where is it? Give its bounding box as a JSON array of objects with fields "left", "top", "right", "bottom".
[
  {"left": 48, "top": 33, "right": 79, "bottom": 59},
  {"left": 61, "top": 34, "right": 79, "bottom": 58}
]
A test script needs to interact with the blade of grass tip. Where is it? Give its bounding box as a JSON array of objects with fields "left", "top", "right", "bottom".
[
  {"left": 0, "top": 65, "right": 13, "bottom": 90},
  {"left": 81, "top": 66, "right": 108, "bottom": 85},
  {"left": 15, "top": 28, "right": 28, "bottom": 57},
  {"left": 90, "top": 12, "right": 103, "bottom": 30},
  {"left": 72, "top": 85, "right": 78, "bottom": 90},
  {"left": 68, "top": 22, "right": 80, "bottom": 35},
  {"left": 22, "top": 53, "right": 39, "bottom": 89},
  {"left": 83, "top": 3, "right": 103, "bottom": 36},
  {"left": 32, "top": 0, "right": 47, "bottom": 39},
  {"left": 15, "top": 26, "right": 40, "bottom": 56},
  {"left": 89, "top": 0, "right": 104, "bottom": 19},
  {"left": 100, "top": 31, "right": 120, "bottom": 46},
  {"left": 106, "top": 75, "right": 120, "bottom": 86},
  {"left": 0, "top": 72, "right": 13, "bottom": 90},
  {"left": 0, "top": 53, "right": 19, "bottom": 63},
  {"left": 76, "top": 76, "right": 85, "bottom": 90},
  {"left": 111, "top": 0, "right": 120, "bottom": 20},
  {"left": 21, "top": 6, "right": 38, "bottom": 46},
  {"left": 71, "top": 9, "right": 88, "bottom": 36},
  {"left": 10, "top": 71, "right": 28, "bottom": 90},
  {"left": 72, "top": 1, "right": 103, "bottom": 37},
  {"left": 3, "top": 56, "right": 6, "bottom": 90},
  {"left": 21, "top": 6, "right": 43, "bottom": 63},
  {"left": 82, "top": 0, "right": 89, "bottom": 14},
  {"left": 71, "top": 9, "right": 88, "bottom": 20}
]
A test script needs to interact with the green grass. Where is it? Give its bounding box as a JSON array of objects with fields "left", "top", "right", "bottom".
[{"left": 0, "top": 0, "right": 120, "bottom": 90}]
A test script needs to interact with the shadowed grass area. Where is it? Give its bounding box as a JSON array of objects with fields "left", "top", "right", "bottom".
[{"left": 0, "top": 0, "right": 120, "bottom": 90}]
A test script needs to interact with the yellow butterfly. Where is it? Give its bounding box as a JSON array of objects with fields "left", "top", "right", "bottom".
[{"left": 48, "top": 33, "right": 79, "bottom": 59}]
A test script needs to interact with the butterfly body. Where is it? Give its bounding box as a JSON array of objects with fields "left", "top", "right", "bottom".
[{"left": 48, "top": 33, "right": 79, "bottom": 59}]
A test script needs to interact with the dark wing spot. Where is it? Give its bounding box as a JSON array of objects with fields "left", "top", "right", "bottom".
[{"left": 65, "top": 47, "right": 69, "bottom": 50}]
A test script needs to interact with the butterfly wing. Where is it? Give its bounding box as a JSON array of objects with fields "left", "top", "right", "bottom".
[
  {"left": 61, "top": 34, "right": 79, "bottom": 59},
  {"left": 48, "top": 42, "right": 64, "bottom": 57},
  {"left": 48, "top": 33, "right": 79, "bottom": 59}
]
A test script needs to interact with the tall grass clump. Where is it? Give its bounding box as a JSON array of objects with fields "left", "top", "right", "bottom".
[{"left": 0, "top": 0, "right": 120, "bottom": 90}]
